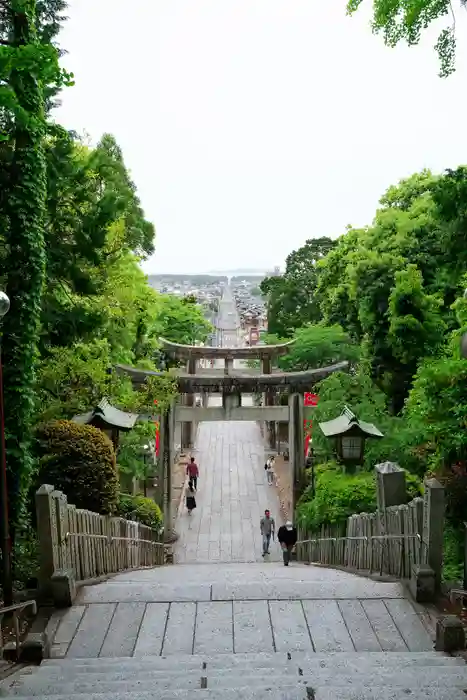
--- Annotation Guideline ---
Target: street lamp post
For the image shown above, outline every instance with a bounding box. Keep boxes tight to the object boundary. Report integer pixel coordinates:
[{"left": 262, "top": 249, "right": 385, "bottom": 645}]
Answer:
[{"left": 0, "top": 290, "right": 12, "bottom": 606}]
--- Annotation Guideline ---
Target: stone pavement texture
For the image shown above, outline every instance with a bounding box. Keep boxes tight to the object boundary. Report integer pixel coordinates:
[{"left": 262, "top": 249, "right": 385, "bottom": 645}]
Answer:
[
  {"left": 40, "top": 563, "right": 434, "bottom": 662},
  {"left": 174, "top": 418, "right": 283, "bottom": 564}
]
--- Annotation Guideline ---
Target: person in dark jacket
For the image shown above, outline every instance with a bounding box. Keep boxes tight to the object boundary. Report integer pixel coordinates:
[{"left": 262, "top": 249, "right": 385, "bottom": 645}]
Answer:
[
  {"left": 186, "top": 482, "right": 197, "bottom": 515},
  {"left": 277, "top": 520, "right": 297, "bottom": 566}
]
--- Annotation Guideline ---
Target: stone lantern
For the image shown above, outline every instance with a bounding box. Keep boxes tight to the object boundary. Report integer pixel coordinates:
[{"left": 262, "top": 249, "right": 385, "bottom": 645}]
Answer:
[{"left": 318, "top": 406, "right": 383, "bottom": 472}]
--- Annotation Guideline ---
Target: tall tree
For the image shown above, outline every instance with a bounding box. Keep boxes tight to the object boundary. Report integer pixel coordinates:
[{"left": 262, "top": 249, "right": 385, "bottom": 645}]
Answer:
[
  {"left": 261, "top": 237, "right": 335, "bottom": 337},
  {"left": 0, "top": 0, "right": 71, "bottom": 542}
]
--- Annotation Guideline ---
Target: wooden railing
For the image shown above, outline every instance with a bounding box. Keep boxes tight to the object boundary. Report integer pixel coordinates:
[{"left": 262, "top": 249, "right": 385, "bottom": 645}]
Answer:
[
  {"left": 0, "top": 600, "right": 37, "bottom": 658},
  {"left": 36, "top": 485, "right": 165, "bottom": 604},
  {"left": 296, "top": 530, "right": 423, "bottom": 579},
  {"left": 296, "top": 496, "right": 425, "bottom": 579},
  {"left": 63, "top": 513, "right": 165, "bottom": 582}
]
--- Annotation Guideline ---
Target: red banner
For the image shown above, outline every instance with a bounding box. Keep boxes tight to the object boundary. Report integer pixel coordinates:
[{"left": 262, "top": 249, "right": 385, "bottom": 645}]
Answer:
[
  {"left": 304, "top": 393, "right": 318, "bottom": 407},
  {"left": 154, "top": 420, "right": 160, "bottom": 457},
  {"left": 304, "top": 419, "right": 313, "bottom": 457}
]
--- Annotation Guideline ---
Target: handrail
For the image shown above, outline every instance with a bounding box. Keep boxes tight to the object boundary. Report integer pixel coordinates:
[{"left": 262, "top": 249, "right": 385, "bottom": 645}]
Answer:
[
  {"left": 295, "top": 532, "right": 423, "bottom": 579},
  {"left": 64, "top": 531, "right": 165, "bottom": 547},
  {"left": 296, "top": 533, "right": 421, "bottom": 545},
  {"left": 0, "top": 599, "right": 37, "bottom": 657}
]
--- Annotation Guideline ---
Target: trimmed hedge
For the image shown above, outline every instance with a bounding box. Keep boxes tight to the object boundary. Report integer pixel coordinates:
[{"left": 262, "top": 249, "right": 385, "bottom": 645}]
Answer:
[
  {"left": 117, "top": 493, "right": 162, "bottom": 531},
  {"left": 35, "top": 420, "right": 119, "bottom": 514}
]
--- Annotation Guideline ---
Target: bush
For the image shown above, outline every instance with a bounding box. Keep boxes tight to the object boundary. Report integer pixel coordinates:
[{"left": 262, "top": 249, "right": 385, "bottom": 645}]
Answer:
[
  {"left": 297, "top": 470, "right": 377, "bottom": 531},
  {"left": 442, "top": 523, "right": 464, "bottom": 583},
  {"left": 297, "top": 464, "right": 423, "bottom": 532},
  {"left": 117, "top": 493, "right": 163, "bottom": 531},
  {"left": 35, "top": 420, "right": 119, "bottom": 514}
]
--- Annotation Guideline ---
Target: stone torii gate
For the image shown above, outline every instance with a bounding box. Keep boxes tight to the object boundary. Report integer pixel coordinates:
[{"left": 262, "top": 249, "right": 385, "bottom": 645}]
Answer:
[
  {"left": 158, "top": 336, "right": 295, "bottom": 449},
  {"left": 117, "top": 348, "right": 348, "bottom": 539}
]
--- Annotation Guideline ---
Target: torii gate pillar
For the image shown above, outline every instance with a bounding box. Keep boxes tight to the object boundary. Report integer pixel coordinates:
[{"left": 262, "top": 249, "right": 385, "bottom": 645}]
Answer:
[
  {"left": 181, "top": 356, "right": 196, "bottom": 449},
  {"left": 262, "top": 356, "right": 276, "bottom": 450}
]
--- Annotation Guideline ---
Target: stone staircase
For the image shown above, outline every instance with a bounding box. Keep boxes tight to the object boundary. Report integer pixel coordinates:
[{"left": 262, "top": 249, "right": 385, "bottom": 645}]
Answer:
[
  {"left": 3, "top": 650, "right": 467, "bottom": 699},
  {"left": 2, "top": 564, "right": 467, "bottom": 699}
]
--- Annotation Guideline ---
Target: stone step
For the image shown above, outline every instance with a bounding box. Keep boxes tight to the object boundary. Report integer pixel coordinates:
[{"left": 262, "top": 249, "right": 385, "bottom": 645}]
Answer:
[
  {"left": 40, "top": 651, "right": 461, "bottom": 671},
  {"left": 77, "top": 580, "right": 406, "bottom": 603},
  {"left": 3, "top": 690, "right": 306, "bottom": 700},
  {"left": 316, "top": 691, "right": 467, "bottom": 700},
  {"left": 32, "top": 654, "right": 466, "bottom": 681},
  {"left": 11, "top": 667, "right": 467, "bottom": 695},
  {"left": 7, "top": 688, "right": 467, "bottom": 700}
]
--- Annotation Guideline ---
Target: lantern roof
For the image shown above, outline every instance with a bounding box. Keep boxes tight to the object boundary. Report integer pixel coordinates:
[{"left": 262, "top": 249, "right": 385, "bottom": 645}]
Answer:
[
  {"left": 73, "top": 398, "right": 138, "bottom": 432},
  {"left": 318, "top": 406, "right": 383, "bottom": 440}
]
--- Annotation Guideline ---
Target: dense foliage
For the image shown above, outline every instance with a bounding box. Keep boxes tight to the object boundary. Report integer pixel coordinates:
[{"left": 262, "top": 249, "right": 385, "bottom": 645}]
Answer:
[
  {"left": 35, "top": 421, "right": 119, "bottom": 514},
  {"left": 262, "top": 167, "right": 467, "bottom": 581},
  {"left": 0, "top": 2, "right": 212, "bottom": 593}
]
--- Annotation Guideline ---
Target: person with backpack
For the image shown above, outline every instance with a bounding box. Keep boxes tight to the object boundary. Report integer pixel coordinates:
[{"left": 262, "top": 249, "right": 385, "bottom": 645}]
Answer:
[
  {"left": 186, "top": 481, "right": 197, "bottom": 515},
  {"left": 277, "top": 520, "right": 298, "bottom": 566}
]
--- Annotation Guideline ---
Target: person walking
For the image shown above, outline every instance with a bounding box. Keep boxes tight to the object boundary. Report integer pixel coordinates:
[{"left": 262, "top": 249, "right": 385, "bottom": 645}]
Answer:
[
  {"left": 277, "top": 520, "right": 298, "bottom": 566},
  {"left": 187, "top": 457, "right": 199, "bottom": 490},
  {"left": 186, "top": 482, "right": 197, "bottom": 515},
  {"left": 265, "top": 456, "right": 275, "bottom": 485},
  {"left": 260, "top": 509, "right": 275, "bottom": 556}
]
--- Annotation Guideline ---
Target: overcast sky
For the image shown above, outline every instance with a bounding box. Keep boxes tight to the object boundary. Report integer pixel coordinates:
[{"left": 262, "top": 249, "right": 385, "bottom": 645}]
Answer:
[{"left": 56, "top": 1, "right": 467, "bottom": 274}]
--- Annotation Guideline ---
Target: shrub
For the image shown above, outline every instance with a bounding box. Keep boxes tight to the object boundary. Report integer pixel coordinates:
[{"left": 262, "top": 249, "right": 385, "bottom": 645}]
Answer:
[
  {"left": 442, "top": 523, "right": 464, "bottom": 583},
  {"left": 117, "top": 493, "right": 163, "bottom": 531},
  {"left": 297, "top": 470, "right": 377, "bottom": 531},
  {"left": 297, "top": 464, "right": 423, "bottom": 532},
  {"left": 35, "top": 420, "right": 118, "bottom": 514}
]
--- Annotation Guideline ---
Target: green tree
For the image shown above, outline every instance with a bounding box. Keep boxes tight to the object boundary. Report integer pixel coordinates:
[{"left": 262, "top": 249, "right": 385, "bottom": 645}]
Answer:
[
  {"left": 311, "top": 370, "right": 402, "bottom": 469},
  {"left": 0, "top": 0, "right": 72, "bottom": 541},
  {"left": 387, "top": 264, "right": 446, "bottom": 410},
  {"left": 279, "top": 324, "right": 359, "bottom": 372},
  {"left": 261, "top": 237, "right": 335, "bottom": 337},
  {"left": 347, "top": 0, "right": 458, "bottom": 77},
  {"left": 155, "top": 294, "right": 212, "bottom": 346},
  {"left": 118, "top": 422, "right": 157, "bottom": 482}
]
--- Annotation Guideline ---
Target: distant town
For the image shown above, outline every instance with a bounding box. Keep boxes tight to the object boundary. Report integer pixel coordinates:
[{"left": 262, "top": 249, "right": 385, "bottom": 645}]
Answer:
[{"left": 147, "top": 270, "right": 281, "bottom": 346}]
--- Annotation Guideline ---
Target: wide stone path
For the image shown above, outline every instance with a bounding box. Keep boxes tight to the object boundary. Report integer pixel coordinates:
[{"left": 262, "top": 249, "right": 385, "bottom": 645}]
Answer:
[{"left": 174, "top": 417, "right": 282, "bottom": 564}]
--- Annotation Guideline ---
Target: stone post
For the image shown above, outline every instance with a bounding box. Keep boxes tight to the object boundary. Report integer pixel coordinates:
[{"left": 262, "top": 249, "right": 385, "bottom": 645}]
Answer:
[
  {"left": 375, "top": 462, "right": 407, "bottom": 511},
  {"left": 288, "top": 392, "right": 304, "bottom": 512},
  {"left": 35, "top": 485, "right": 76, "bottom": 606},
  {"left": 52, "top": 490, "right": 76, "bottom": 607},
  {"left": 224, "top": 356, "right": 233, "bottom": 375},
  {"left": 36, "top": 485, "right": 59, "bottom": 596},
  {"left": 422, "top": 478, "right": 445, "bottom": 592}
]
